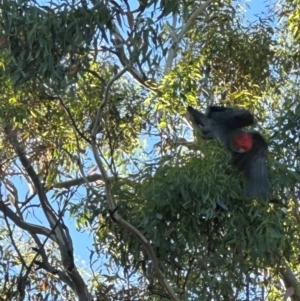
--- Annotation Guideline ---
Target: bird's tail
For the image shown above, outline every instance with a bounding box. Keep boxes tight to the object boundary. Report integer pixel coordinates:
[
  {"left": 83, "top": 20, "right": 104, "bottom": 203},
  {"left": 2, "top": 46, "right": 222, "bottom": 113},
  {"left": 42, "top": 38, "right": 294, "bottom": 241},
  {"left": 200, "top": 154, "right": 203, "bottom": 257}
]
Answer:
[{"left": 247, "top": 157, "right": 269, "bottom": 199}]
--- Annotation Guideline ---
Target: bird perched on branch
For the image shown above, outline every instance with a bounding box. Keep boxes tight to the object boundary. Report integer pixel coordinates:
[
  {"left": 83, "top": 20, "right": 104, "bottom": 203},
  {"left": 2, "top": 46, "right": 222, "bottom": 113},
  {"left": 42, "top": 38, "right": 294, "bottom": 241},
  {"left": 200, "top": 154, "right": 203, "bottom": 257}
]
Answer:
[{"left": 187, "top": 105, "right": 269, "bottom": 199}]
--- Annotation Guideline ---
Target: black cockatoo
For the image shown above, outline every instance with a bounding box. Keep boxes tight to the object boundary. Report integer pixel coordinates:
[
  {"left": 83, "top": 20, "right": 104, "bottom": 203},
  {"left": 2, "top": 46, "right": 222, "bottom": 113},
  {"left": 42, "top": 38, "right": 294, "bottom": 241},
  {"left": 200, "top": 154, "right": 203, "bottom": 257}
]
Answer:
[{"left": 187, "top": 106, "right": 269, "bottom": 199}]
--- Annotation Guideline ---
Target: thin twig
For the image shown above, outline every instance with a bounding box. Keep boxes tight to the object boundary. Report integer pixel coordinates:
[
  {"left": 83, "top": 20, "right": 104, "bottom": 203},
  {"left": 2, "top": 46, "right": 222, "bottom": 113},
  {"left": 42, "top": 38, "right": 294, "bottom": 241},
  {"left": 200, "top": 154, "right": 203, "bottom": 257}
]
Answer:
[
  {"left": 57, "top": 95, "right": 91, "bottom": 144},
  {"left": 91, "top": 67, "right": 128, "bottom": 137},
  {"left": 3, "top": 211, "right": 28, "bottom": 269}
]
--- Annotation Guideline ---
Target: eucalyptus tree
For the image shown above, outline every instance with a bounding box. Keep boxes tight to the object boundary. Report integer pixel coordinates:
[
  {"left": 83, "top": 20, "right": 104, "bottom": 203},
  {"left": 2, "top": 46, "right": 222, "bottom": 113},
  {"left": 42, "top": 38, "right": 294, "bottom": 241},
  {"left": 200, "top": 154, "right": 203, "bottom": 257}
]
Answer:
[{"left": 0, "top": 0, "right": 299, "bottom": 300}]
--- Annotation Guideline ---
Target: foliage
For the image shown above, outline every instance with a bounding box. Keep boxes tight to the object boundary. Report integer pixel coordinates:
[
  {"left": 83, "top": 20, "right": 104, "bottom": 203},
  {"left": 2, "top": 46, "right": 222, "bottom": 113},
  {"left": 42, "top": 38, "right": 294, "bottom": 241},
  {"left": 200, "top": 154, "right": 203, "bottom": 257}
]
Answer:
[{"left": 0, "top": 0, "right": 299, "bottom": 301}]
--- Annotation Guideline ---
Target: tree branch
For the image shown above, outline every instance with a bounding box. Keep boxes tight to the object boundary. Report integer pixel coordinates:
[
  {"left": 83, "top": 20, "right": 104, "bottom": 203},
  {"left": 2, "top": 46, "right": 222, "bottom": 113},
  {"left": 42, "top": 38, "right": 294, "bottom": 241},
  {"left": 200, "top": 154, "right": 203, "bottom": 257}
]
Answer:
[
  {"left": 91, "top": 66, "right": 128, "bottom": 137},
  {"left": 0, "top": 201, "right": 57, "bottom": 241},
  {"left": 57, "top": 95, "right": 91, "bottom": 144},
  {"left": 4, "top": 127, "right": 68, "bottom": 245},
  {"left": 110, "top": 28, "right": 157, "bottom": 91},
  {"left": 164, "top": 0, "right": 215, "bottom": 73},
  {"left": 30, "top": 233, "right": 75, "bottom": 290},
  {"left": 4, "top": 127, "right": 93, "bottom": 301},
  {"left": 280, "top": 260, "right": 300, "bottom": 299},
  {"left": 52, "top": 174, "right": 135, "bottom": 189},
  {"left": 90, "top": 71, "right": 180, "bottom": 301}
]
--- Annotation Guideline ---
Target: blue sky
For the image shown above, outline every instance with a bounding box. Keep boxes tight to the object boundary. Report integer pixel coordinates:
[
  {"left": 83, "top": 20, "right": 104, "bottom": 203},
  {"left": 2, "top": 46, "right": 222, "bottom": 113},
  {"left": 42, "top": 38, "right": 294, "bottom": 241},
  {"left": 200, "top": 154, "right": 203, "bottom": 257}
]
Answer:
[{"left": 246, "top": 0, "right": 276, "bottom": 18}]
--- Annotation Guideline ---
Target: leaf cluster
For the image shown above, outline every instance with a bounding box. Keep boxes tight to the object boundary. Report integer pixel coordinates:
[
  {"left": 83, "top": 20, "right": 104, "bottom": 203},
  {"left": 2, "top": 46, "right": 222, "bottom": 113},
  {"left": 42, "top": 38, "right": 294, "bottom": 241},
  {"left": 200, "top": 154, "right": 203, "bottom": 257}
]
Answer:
[{"left": 93, "top": 140, "right": 295, "bottom": 300}]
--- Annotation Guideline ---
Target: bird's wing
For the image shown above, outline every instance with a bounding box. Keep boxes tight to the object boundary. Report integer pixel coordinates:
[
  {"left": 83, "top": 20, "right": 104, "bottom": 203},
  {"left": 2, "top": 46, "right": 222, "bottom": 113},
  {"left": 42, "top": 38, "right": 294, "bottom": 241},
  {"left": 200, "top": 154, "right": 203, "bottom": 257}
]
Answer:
[
  {"left": 187, "top": 106, "right": 215, "bottom": 139},
  {"left": 232, "top": 132, "right": 269, "bottom": 198},
  {"left": 187, "top": 106, "right": 242, "bottom": 145},
  {"left": 208, "top": 106, "right": 255, "bottom": 129},
  {"left": 187, "top": 106, "right": 206, "bottom": 125}
]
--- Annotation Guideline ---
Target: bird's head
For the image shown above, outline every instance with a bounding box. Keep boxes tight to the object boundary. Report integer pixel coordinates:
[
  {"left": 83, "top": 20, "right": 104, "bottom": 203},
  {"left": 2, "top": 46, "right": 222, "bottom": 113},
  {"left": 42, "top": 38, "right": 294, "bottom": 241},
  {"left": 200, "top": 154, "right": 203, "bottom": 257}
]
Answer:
[{"left": 234, "top": 133, "right": 253, "bottom": 152}]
